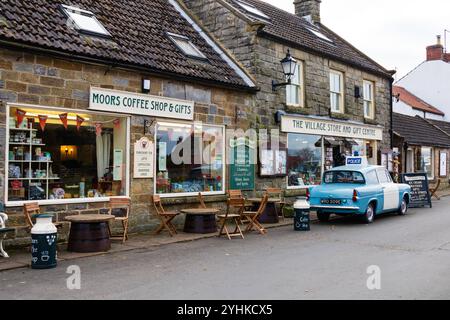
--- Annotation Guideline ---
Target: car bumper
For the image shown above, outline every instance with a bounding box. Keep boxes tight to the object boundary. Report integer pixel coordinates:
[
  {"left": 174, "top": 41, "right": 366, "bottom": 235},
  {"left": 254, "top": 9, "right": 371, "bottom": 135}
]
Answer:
[{"left": 310, "top": 205, "right": 360, "bottom": 211}]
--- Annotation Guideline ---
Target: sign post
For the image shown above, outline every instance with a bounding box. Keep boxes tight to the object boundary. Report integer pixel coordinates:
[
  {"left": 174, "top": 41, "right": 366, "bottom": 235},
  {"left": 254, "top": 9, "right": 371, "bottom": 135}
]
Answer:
[{"left": 400, "top": 173, "right": 432, "bottom": 208}]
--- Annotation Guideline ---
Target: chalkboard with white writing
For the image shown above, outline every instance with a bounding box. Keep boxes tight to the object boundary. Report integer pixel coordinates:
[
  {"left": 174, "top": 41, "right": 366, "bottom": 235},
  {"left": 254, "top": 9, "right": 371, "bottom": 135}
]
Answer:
[{"left": 400, "top": 173, "right": 432, "bottom": 208}]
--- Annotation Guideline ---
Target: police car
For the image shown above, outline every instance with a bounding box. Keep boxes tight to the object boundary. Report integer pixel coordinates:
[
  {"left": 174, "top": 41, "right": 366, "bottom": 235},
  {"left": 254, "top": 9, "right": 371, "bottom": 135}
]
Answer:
[{"left": 308, "top": 156, "right": 411, "bottom": 223}]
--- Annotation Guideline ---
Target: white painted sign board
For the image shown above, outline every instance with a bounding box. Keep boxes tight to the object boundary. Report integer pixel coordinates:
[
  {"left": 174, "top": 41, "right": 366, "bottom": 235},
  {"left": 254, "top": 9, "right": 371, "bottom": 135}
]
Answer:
[{"left": 134, "top": 137, "right": 154, "bottom": 178}]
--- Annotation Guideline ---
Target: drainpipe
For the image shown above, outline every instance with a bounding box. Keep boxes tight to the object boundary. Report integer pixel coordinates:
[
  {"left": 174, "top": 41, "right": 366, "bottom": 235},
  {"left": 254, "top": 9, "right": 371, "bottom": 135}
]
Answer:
[{"left": 389, "top": 78, "right": 394, "bottom": 149}]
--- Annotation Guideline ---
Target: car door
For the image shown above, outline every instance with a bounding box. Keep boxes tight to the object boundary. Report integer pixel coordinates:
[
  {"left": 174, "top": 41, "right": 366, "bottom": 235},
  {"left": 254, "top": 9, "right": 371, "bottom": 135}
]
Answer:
[{"left": 376, "top": 168, "right": 399, "bottom": 211}]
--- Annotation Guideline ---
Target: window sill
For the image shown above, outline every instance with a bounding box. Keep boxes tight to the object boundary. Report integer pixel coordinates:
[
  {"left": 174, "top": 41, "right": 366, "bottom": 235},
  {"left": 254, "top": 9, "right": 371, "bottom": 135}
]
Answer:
[
  {"left": 364, "top": 117, "right": 377, "bottom": 125},
  {"left": 4, "top": 196, "right": 123, "bottom": 207},
  {"left": 159, "top": 192, "right": 227, "bottom": 205},
  {"left": 330, "top": 112, "right": 350, "bottom": 120}
]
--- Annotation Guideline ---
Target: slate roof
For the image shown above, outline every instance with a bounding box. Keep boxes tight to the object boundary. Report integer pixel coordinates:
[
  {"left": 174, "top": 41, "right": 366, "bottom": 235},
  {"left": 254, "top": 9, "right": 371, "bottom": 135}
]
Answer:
[
  {"left": 393, "top": 86, "right": 445, "bottom": 116},
  {"left": 393, "top": 113, "right": 450, "bottom": 148},
  {"left": 427, "top": 119, "right": 450, "bottom": 136},
  {"left": 224, "top": 0, "right": 393, "bottom": 78},
  {"left": 0, "top": 0, "right": 254, "bottom": 89}
]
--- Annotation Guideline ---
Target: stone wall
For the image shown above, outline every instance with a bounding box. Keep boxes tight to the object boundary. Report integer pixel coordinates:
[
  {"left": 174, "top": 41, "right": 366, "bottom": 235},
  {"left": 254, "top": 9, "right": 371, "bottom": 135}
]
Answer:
[
  {"left": 0, "top": 47, "right": 254, "bottom": 247},
  {"left": 183, "top": 0, "right": 392, "bottom": 191}
]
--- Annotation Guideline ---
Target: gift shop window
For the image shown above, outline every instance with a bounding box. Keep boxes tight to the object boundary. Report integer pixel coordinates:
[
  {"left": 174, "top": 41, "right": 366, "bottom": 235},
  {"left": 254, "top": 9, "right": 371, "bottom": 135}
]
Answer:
[
  {"left": 155, "top": 122, "right": 225, "bottom": 197},
  {"left": 287, "top": 133, "right": 323, "bottom": 188},
  {"left": 6, "top": 106, "right": 129, "bottom": 204}
]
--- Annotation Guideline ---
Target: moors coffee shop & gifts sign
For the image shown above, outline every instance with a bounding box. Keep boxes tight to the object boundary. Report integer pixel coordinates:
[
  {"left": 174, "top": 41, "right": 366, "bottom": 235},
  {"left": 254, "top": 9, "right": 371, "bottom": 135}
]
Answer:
[
  {"left": 89, "top": 87, "right": 194, "bottom": 120},
  {"left": 401, "top": 173, "right": 432, "bottom": 208}
]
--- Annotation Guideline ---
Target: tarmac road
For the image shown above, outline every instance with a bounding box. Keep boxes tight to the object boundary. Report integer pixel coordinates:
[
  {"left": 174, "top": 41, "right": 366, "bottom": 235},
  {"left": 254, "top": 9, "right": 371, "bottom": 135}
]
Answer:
[{"left": 1, "top": 198, "right": 450, "bottom": 300}]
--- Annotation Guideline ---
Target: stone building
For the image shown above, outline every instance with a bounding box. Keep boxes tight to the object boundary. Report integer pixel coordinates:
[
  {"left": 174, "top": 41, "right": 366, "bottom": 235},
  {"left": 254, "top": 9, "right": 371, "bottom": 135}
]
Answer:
[
  {"left": 0, "top": 0, "right": 256, "bottom": 246},
  {"left": 182, "top": 0, "right": 395, "bottom": 194}
]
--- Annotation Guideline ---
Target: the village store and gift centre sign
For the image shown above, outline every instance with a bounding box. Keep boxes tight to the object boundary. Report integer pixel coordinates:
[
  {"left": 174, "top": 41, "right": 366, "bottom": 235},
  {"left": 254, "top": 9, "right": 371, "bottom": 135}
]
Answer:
[
  {"left": 281, "top": 115, "right": 383, "bottom": 141},
  {"left": 89, "top": 87, "right": 194, "bottom": 120}
]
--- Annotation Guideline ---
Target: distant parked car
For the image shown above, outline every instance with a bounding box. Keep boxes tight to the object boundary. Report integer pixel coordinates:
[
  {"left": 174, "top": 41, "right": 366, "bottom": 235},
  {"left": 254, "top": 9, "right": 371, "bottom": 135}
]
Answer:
[{"left": 308, "top": 158, "right": 411, "bottom": 223}]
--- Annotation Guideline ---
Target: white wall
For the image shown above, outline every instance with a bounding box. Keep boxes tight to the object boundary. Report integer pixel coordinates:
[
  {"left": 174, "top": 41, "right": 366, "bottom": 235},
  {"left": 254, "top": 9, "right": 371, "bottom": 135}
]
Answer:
[
  {"left": 393, "top": 99, "right": 445, "bottom": 120},
  {"left": 397, "top": 60, "right": 450, "bottom": 121}
]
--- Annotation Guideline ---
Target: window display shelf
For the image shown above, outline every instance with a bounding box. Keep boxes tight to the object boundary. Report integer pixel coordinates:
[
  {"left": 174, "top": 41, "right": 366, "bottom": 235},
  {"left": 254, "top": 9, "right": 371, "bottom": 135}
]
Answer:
[
  {"left": 9, "top": 142, "right": 46, "bottom": 146},
  {"left": 8, "top": 177, "right": 60, "bottom": 180},
  {"left": 10, "top": 128, "right": 37, "bottom": 131},
  {"left": 9, "top": 160, "right": 53, "bottom": 163}
]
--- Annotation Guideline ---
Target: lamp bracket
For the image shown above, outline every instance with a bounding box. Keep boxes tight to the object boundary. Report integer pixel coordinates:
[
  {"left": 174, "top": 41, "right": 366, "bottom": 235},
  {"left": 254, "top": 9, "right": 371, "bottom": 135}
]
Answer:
[{"left": 272, "top": 79, "right": 291, "bottom": 92}]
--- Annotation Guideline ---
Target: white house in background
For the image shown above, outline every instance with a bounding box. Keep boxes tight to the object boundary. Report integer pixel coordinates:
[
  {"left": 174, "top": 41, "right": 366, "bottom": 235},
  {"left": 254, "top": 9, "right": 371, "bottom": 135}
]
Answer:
[
  {"left": 393, "top": 85, "right": 445, "bottom": 120},
  {"left": 395, "top": 35, "right": 450, "bottom": 121}
]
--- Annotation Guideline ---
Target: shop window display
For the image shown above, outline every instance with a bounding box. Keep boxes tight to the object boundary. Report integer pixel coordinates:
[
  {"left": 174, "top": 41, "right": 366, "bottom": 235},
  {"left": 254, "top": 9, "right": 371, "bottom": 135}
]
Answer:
[
  {"left": 7, "top": 106, "right": 128, "bottom": 203},
  {"left": 155, "top": 122, "right": 224, "bottom": 195},
  {"left": 287, "top": 133, "right": 322, "bottom": 187}
]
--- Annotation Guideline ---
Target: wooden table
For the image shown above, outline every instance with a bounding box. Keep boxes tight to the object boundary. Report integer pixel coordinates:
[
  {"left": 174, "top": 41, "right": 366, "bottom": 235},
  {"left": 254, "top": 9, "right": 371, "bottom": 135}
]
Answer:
[
  {"left": 181, "top": 208, "right": 220, "bottom": 234},
  {"left": 65, "top": 214, "right": 115, "bottom": 253},
  {"left": 246, "top": 198, "right": 282, "bottom": 224}
]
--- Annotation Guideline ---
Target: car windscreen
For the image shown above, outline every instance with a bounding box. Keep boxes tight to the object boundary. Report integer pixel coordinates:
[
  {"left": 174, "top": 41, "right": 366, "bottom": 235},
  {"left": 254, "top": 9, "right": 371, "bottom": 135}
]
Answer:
[{"left": 323, "top": 171, "right": 366, "bottom": 184}]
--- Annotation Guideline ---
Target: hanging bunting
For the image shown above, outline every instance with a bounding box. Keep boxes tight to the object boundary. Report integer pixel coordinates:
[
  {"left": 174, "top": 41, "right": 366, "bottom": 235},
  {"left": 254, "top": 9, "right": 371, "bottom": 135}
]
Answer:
[
  {"left": 38, "top": 115, "right": 48, "bottom": 131},
  {"left": 16, "top": 109, "right": 26, "bottom": 127},
  {"left": 113, "top": 118, "right": 121, "bottom": 130},
  {"left": 95, "top": 122, "right": 102, "bottom": 136},
  {"left": 76, "top": 115, "right": 85, "bottom": 131},
  {"left": 59, "top": 113, "right": 68, "bottom": 129}
]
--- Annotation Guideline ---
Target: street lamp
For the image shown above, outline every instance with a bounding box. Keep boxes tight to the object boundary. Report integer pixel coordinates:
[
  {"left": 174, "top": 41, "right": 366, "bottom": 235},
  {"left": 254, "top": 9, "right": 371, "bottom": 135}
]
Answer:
[{"left": 272, "top": 49, "right": 298, "bottom": 91}]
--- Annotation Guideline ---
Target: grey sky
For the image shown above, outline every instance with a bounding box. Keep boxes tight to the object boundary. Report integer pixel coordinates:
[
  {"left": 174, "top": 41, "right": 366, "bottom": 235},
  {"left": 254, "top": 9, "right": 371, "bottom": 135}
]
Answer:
[{"left": 264, "top": 0, "right": 450, "bottom": 80}]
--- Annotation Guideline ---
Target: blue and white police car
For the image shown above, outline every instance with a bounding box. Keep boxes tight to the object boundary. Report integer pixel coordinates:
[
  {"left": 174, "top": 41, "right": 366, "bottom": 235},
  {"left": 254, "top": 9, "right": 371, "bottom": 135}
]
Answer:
[{"left": 308, "top": 156, "right": 411, "bottom": 223}]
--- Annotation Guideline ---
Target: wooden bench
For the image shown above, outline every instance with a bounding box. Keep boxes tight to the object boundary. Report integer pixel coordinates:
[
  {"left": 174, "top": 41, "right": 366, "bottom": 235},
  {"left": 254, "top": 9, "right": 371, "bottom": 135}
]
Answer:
[{"left": 0, "top": 212, "right": 14, "bottom": 258}]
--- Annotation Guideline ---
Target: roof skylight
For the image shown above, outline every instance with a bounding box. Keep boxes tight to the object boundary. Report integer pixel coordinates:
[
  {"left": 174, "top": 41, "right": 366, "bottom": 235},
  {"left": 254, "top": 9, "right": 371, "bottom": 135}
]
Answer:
[
  {"left": 305, "top": 26, "right": 334, "bottom": 43},
  {"left": 233, "top": 0, "right": 271, "bottom": 21},
  {"left": 61, "top": 4, "right": 111, "bottom": 38},
  {"left": 167, "top": 32, "right": 207, "bottom": 60}
]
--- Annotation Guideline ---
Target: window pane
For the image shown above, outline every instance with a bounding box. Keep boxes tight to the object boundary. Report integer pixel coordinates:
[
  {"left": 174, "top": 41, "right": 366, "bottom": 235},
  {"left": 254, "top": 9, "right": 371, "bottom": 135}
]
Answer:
[
  {"left": 65, "top": 10, "right": 109, "bottom": 36},
  {"left": 419, "top": 147, "right": 433, "bottom": 178},
  {"left": 364, "top": 101, "right": 372, "bottom": 118},
  {"left": 287, "top": 134, "right": 322, "bottom": 186},
  {"left": 323, "top": 171, "right": 365, "bottom": 184},
  {"left": 7, "top": 107, "right": 127, "bottom": 202},
  {"left": 155, "top": 123, "right": 224, "bottom": 194},
  {"left": 286, "top": 84, "right": 299, "bottom": 105}
]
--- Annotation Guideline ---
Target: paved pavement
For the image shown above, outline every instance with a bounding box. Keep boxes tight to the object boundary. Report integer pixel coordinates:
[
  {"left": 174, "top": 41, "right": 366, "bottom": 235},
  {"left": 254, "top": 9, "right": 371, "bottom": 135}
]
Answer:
[{"left": 1, "top": 198, "right": 450, "bottom": 300}]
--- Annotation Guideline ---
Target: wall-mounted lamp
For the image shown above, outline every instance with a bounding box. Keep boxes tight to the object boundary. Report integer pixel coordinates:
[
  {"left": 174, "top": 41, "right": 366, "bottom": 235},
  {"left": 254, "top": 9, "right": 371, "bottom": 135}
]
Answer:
[
  {"left": 142, "top": 78, "right": 151, "bottom": 94},
  {"left": 354, "top": 85, "right": 362, "bottom": 99},
  {"left": 272, "top": 49, "right": 298, "bottom": 91}
]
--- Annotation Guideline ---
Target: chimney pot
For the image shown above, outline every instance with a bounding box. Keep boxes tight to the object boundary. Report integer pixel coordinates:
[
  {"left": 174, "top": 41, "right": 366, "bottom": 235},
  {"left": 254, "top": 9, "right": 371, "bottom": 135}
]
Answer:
[
  {"left": 426, "top": 35, "right": 444, "bottom": 61},
  {"left": 294, "top": 0, "right": 321, "bottom": 23}
]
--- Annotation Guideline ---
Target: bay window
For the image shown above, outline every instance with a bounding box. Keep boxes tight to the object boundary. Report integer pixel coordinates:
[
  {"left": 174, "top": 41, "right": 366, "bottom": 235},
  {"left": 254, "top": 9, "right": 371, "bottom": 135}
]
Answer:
[{"left": 155, "top": 122, "right": 225, "bottom": 196}]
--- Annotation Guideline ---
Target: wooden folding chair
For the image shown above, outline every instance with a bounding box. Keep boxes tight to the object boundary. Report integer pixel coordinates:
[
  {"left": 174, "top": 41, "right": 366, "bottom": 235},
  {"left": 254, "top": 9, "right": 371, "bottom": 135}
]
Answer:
[
  {"left": 108, "top": 197, "right": 131, "bottom": 243},
  {"left": 265, "top": 187, "right": 286, "bottom": 221},
  {"left": 429, "top": 179, "right": 441, "bottom": 200},
  {"left": 229, "top": 189, "right": 253, "bottom": 211},
  {"left": 198, "top": 192, "right": 207, "bottom": 208},
  {"left": 152, "top": 195, "right": 179, "bottom": 237},
  {"left": 23, "top": 202, "right": 63, "bottom": 231},
  {"left": 242, "top": 194, "right": 269, "bottom": 235},
  {"left": 217, "top": 198, "right": 244, "bottom": 240}
]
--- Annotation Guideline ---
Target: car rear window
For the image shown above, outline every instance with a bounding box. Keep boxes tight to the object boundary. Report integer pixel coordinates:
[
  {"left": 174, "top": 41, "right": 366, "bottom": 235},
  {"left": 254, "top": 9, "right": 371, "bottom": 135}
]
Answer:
[{"left": 323, "top": 171, "right": 365, "bottom": 184}]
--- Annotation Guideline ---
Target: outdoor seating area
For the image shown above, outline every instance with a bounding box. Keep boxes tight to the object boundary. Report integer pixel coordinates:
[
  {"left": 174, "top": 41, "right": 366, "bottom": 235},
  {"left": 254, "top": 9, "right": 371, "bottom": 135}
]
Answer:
[{"left": 0, "top": 188, "right": 295, "bottom": 260}]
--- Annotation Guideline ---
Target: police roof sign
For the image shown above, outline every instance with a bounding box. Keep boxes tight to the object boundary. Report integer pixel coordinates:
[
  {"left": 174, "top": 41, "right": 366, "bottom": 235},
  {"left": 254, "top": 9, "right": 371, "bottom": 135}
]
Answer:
[{"left": 89, "top": 87, "right": 194, "bottom": 120}]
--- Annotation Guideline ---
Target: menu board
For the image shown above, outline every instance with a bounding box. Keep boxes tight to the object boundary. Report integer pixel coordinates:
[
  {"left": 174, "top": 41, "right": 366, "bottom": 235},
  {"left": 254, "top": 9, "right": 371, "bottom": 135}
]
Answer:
[
  {"left": 229, "top": 138, "right": 255, "bottom": 190},
  {"left": 400, "top": 173, "right": 432, "bottom": 208},
  {"left": 134, "top": 137, "right": 154, "bottom": 178},
  {"left": 294, "top": 209, "right": 310, "bottom": 231},
  {"left": 259, "top": 149, "right": 287, "bottom": 177}
]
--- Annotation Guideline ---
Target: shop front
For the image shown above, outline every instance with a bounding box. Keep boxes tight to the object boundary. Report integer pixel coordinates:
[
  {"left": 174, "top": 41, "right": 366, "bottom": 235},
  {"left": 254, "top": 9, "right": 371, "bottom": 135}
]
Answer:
[
  {"left": 281, "top": 115, "right": 384, "bottom": 188},
  {"left": 5, "top": 103, "right": 130, "bottom": 206}
]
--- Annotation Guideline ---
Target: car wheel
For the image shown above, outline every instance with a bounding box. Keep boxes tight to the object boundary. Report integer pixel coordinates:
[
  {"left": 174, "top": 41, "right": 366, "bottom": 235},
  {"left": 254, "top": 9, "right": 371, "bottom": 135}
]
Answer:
[
  {"left": 363, "top": 203, "right": 375, "bottom": 224},
  {"left": 398, "top": 196, "right": 408, "bottom": 216},
  {"left": 317, "top": 211, "right": 330, "bottom": 222}
]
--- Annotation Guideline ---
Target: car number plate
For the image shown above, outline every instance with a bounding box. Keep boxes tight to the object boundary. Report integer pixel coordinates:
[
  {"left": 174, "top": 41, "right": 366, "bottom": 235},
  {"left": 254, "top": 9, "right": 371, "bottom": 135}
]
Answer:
[{"left": 321, "top": 199, "right": 341, "bottom": 205}]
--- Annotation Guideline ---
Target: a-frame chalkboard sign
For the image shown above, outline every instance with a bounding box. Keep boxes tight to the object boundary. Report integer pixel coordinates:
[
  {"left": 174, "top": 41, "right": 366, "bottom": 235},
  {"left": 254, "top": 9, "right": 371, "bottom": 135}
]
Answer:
[{"left": 400, "top": 173, "right": 432, "bottom": 208}]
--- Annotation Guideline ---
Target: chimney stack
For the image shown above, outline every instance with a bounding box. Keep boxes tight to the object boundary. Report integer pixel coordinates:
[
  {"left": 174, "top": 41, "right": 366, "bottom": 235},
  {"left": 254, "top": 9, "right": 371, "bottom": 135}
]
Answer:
[
  {"left": 426, "top": 35, "right": 444, "bottom": 61},
  {"left": 294, "top": 0, "right": 321, "bottom": 23}
]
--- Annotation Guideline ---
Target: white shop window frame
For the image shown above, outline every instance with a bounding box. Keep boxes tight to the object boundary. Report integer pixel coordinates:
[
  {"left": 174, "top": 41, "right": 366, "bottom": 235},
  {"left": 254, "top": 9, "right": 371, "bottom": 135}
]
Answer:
[
  {"left": 286, "top": 134, "right": 325, "bottom": 190},
  {"left": 4, "top": 103, "right": 131, "bottom": 207},
  {"left": 154, "top": 120, "right": 226, "bottom": 198}
]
